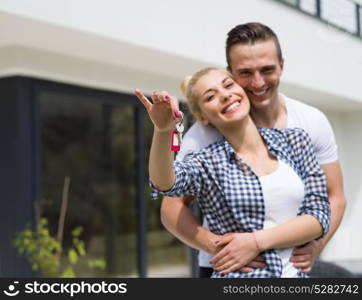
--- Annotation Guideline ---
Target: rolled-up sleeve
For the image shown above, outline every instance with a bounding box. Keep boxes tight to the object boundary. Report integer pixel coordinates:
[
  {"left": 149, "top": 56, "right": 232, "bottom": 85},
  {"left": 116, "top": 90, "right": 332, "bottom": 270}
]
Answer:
[
  {"left": 291, "top": 129, "right": 330, "bottom": 238},
  {"left": 150, "top": 153, "right": 204, "bottom": 200}
]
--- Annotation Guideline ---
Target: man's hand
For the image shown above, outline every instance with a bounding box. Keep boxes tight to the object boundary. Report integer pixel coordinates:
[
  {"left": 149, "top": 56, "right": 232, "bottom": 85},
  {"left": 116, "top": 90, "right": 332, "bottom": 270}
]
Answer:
[
  {"left": 239, "top": 255, "right": 266, "bottom": 273},
  {"left": 290, "top": 240, "right": 323, "bottom": 273},
  {"left": 209, "top": 233, "right": 265, "bottom": 274}
]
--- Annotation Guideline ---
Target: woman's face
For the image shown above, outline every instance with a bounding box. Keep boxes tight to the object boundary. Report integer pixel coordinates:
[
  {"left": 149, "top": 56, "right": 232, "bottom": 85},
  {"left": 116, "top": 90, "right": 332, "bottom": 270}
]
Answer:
[{"left": 192, "top": 70, "right": 250, "bottom": 129}]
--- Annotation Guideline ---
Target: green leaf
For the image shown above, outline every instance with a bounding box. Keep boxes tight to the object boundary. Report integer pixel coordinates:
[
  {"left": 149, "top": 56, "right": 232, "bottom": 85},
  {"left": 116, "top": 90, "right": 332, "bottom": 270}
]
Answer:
[
  {"left": 87, "top": 259, "right": 105, "bottom": 270},
  {"left": 71, "top": 227, "right": 83, "bottom": 237},
  {"left": 60, "top": 267, "right": 76, "bottom": 278},
  {"left": 68, "top": 249, "right": 78, "bottom": 264}
]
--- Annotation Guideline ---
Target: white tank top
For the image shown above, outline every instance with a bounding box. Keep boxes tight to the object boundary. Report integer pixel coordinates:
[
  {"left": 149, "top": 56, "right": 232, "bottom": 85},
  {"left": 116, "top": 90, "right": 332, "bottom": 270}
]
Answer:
[
  {"left": 258, "top": 159, "right": 305, "bottom": 277},
  {"left": 199, "top": 159, "right": 304, "bottom": 277}
]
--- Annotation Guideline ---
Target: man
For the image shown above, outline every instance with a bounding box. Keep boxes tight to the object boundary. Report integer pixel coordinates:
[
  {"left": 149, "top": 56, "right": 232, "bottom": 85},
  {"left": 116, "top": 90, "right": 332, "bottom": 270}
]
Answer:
[{"left": 161, "top": 22, "right": 346, "bottom": 277}]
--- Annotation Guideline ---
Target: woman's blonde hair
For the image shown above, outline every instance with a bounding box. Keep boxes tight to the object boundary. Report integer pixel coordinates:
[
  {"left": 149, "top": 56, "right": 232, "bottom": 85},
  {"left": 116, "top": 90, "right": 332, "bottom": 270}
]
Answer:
[{"left": 180, "top": 67, "right": 219, "bottom": 119}]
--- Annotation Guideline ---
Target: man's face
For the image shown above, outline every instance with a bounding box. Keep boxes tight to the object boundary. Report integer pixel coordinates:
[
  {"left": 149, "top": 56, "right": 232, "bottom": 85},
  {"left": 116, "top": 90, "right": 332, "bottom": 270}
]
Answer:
[{"left": 228, "top": 40, "right": 283, "bottom": 110}]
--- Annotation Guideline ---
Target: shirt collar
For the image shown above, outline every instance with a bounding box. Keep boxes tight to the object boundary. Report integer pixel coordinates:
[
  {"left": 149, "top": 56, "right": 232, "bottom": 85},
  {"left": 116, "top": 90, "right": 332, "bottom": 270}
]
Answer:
[
  {"left": 222, "top": 138, "right": 236, "bottom": 161},
  {"left": 258, "top": 127, "right": 288, "bottom": 156},
  {"left": 221, "top": 127, "right": 287, "bottom": 161}
]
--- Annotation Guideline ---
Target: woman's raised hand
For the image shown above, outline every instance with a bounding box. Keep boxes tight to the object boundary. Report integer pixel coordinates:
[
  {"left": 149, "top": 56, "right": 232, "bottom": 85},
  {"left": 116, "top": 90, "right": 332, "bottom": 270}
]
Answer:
[{"left": 134, "top": 89, "right": 183, "bottom": 132}]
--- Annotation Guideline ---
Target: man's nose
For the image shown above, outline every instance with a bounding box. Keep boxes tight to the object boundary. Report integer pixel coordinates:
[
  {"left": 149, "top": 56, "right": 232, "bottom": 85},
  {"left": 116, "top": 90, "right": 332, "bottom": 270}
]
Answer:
[{"left": 250, "top": 72, "right": 265, "bottom": 89}]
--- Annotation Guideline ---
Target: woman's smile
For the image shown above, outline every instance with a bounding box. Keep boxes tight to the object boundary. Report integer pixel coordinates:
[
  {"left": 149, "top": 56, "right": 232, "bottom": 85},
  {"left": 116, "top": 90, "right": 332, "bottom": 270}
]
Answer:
[{"left": 222, "top": 99, "right": 242, "bottom": 115}]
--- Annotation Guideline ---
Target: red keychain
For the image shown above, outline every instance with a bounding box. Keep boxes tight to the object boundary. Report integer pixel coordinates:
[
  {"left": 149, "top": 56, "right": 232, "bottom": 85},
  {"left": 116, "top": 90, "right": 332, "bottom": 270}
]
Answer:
[
  {"left": 171, "top": 129, "right": 181, "bottom": 152},
  {"left": 171, "top": 118, "right": 184, "bottom": 152}
]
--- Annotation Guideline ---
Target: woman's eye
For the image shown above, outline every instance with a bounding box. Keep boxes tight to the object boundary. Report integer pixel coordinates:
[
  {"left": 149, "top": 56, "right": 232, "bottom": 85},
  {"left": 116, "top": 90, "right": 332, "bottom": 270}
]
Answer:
[
  {"left": 206, "top": 95, "right": 214, "bottom": 102},
  {"left": 225, "top": 82, "right": 234, "bottom": 88}
]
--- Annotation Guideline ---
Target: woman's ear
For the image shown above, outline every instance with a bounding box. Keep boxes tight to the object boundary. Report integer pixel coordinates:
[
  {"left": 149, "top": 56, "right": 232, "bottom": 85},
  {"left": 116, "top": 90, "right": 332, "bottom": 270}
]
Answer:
[{"left": 196, "top": 112, "right": 209, "bottom": 125}]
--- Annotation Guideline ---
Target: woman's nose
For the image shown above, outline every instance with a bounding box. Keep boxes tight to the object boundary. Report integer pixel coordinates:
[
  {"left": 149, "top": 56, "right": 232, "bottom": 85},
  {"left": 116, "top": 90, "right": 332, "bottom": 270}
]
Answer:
[{"left": 221, "top": 93, "right": 232, "bottom": 102}]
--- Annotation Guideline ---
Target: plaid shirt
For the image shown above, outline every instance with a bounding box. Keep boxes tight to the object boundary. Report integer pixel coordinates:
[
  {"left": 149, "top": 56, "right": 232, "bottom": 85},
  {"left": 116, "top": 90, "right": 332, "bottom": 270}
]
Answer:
[{"left": 152, "top": 127, "right": 330, "bottom": 278}]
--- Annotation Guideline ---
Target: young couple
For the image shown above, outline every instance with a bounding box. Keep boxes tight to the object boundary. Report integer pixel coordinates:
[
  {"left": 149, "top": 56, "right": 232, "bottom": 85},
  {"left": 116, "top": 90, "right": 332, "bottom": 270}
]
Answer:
[{"left": 135, "top": 22, "right": 346, "bottom": 278}]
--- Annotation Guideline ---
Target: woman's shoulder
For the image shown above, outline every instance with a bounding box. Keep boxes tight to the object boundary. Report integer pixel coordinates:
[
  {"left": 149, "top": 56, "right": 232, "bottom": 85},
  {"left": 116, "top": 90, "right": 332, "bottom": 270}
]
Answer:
[{"left": 258, "top": 127, "right": 312, "bottom": 156}]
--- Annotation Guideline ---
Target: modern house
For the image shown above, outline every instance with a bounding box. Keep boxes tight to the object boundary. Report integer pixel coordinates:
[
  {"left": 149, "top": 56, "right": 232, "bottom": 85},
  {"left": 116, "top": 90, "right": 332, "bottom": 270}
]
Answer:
[{"left": 0, "top": 0, "right": 361, "bottom": 277}]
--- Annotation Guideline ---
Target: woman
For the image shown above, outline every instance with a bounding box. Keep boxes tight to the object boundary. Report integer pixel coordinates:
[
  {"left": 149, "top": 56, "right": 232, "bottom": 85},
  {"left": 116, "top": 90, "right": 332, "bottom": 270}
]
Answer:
[{"left": 134, "top": 68, "right": 330, "bottom": 278}]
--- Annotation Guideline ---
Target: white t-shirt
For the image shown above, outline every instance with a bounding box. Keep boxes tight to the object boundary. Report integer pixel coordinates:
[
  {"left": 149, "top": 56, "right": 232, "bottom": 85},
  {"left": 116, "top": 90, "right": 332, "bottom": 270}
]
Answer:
[{"left": 176, "top": 95, "right": 338, "bottom": 268}]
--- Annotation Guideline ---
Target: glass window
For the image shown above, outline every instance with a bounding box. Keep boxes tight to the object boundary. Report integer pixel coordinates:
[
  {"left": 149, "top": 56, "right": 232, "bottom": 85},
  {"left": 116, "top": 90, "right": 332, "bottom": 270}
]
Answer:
[
  {"left": 321, "top": 0, "right": 356, "bottom": 33},
  {"left": 40, "top": 89, "right": 137, "bottom": 276},
  {"left": 300, "top": 0, "right": 317, "bottom": 15},
  {"left": 39, "top": 86, "right": 190, "bottom": 277},
  {"left": 281, "top": 0, "right": 300, "bottom": 7}
]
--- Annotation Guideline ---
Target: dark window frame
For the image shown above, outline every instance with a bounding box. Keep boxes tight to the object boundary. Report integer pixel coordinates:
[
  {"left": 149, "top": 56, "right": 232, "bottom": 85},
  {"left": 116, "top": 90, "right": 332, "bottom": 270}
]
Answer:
[{"left": 0, "top": 76, "right": 148, "bottom": 277}]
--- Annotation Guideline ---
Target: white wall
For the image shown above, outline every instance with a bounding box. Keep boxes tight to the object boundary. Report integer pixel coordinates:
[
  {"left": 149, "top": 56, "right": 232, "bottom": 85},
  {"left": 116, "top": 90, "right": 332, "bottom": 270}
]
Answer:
[
  {"left": 0, "top": 0, "right": 362, "bottom": 109},
  {"left": 1, "top": 0, "right": 362, "bottom": 264},
  {"left": 322, "top": 111, "right": 362, "bottom": 262}
]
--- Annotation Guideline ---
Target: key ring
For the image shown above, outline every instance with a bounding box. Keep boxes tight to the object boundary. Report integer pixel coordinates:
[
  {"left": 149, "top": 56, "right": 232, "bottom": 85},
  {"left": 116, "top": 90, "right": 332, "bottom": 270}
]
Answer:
[
  {"left": 176, "top": 117, "right": 184, "bottom": 133},
  {"left": 171, "top": 112, "right": 184, "bottom": 152}
]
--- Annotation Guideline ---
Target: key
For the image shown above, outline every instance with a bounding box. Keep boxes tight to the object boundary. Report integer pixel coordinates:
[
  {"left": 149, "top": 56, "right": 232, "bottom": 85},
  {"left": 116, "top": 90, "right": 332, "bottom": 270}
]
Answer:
[
  {"left": 176, "top": 121, "right": 184, "bottom": 145},
  {"left": 177, "top": 131, "right": 183, "bottom": 145},
  {"left": 176, "top": 122, "right": 184, "bottom": 133}
]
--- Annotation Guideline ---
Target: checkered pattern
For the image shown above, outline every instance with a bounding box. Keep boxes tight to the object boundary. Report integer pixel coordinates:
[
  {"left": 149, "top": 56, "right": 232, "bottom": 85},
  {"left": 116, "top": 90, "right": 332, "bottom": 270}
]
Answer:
[{"left": 152, "top": 127, "right": 330, "bottom": 278}]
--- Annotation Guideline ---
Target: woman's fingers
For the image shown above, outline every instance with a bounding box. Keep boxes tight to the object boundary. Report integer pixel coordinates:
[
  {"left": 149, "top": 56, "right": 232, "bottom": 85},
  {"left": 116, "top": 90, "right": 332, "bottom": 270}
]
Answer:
[
  {"left": 134, "top": 89, "right": 152, "bottom": 111},
  {"left": 151, "top": 91, "right": 161, "bottom": 103},
  {"left": 219, "top": 263, "right": 242, "bottom": 275},
  {"left": 135, "top": 89, "right": 183, "bottom": 130},
  {"left": 158, "top": 91, "right": 182, "bottom": 119},
  {"left": 216, "top": 260, "right": 239, "bottom": 274}
]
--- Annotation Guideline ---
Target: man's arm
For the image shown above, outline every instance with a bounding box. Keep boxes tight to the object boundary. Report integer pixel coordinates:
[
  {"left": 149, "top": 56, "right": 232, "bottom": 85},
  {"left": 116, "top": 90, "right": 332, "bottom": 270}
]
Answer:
[
  {"left": 160, "top": 196, "right": 218, "bottom": 255},
  {"left": 291, "top": 160, "right": 346, "bottom": 272},
  {"left": 161, "top": 196, "right": 267, "bottom": 273},
  {"left": 320, "top": 161, "right": 346, "bottom": 246}
]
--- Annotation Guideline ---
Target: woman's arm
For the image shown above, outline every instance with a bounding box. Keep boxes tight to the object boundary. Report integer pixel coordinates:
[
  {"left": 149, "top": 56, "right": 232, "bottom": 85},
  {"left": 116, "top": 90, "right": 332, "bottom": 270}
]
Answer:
[
  {"left": 254, "top": 215, "right": 322, "bottom": 250},
  {"left": 134, "top": 89, "right": 181, "bottom": 191},
  {"left": 209, "top": 214, "right": 322, "bottom": 274},
  {"left": 149, "top": 130, "right": 175, "bottom": 191},
  {"left": 210, "top": 129, "right": 330, "bottom": 274}
]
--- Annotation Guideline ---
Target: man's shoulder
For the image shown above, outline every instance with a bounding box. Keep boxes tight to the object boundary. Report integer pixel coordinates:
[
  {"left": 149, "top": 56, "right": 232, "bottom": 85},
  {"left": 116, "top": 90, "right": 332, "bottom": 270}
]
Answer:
[
  {"left": 285, "top": 96, "right": 325, "bottom": 118},
  {"left": 283, "top": 95, "right": 338, "bottom": 165},
  {"left": 184, "top": 122, "right": 222, "bottom": 142},
  {"left": 181, "top": 139, "right": 228, "bottom": 162},
  {"left": 176, "top": 122, "right": 222, "bottom": 161}
]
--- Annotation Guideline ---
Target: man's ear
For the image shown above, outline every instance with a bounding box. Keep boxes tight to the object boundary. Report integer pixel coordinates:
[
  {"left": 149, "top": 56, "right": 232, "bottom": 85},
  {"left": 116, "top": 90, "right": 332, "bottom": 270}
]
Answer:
[{"left": 279, "top": 58, "right": 284, "bottom": 71}]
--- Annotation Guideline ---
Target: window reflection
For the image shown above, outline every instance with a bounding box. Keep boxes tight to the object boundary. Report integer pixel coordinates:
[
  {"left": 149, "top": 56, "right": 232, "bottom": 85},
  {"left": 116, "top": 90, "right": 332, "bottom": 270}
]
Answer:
[{"left": 40, "top": 88, "right": 189, "bottom": 277}]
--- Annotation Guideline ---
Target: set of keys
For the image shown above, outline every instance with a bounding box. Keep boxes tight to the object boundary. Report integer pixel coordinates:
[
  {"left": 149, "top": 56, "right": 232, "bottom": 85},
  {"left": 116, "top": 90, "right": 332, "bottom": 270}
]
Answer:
[{"left": 171, "top": 117, "right": 184, "bottom": 152}]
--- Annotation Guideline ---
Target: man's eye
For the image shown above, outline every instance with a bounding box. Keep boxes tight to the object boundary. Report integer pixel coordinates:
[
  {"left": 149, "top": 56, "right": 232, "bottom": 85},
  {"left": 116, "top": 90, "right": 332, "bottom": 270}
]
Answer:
[
  {"left": 239, "top": 71, "right": 251, "bottom": 77},
  {"left": 263, "top": 68, "right": 274, "bottom": 74}
]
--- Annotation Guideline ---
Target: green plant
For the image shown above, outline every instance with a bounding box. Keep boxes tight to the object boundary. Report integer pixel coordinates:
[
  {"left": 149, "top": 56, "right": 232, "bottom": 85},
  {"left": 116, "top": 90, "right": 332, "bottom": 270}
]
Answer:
[
  {"left": 14, "top": 218, "right": 105, "bottom": 277},
  {"left": 14, "top": 218, "right": 105, "bottom": 278},
  {"left": 13, "top": 176, "right": 105, "bottom": 277}
]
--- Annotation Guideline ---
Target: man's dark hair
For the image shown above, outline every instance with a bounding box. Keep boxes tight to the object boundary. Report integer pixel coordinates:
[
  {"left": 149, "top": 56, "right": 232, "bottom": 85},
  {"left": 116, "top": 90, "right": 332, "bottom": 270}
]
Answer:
[{"left": 226, "top": 22, "right": 283, "bottom": 69}]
